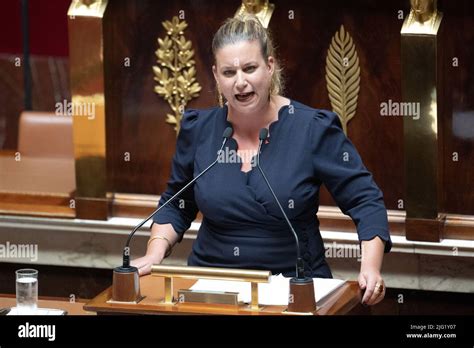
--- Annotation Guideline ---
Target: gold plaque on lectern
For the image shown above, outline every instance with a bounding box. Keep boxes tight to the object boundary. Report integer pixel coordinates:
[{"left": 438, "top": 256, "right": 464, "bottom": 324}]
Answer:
[{"left": 177, "top": 289, "right": 239, "bottom": 305}]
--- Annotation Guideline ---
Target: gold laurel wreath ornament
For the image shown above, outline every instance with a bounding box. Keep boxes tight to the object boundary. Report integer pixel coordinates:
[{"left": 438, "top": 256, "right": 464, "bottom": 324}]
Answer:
[{"left": 153, "top": 16, "right": 201, "bottom": 134}]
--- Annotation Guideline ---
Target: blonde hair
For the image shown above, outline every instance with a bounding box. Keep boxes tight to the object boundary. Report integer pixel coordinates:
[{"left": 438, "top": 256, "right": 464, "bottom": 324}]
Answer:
[{"left": 212, "top": 15, "right": 284, "bottom": 96}]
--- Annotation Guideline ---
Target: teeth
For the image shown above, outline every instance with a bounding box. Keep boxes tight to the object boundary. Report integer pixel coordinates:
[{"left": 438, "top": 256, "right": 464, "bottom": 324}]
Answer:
[{"left": 236, "top": 92, "right": 253, "bottom": 100}]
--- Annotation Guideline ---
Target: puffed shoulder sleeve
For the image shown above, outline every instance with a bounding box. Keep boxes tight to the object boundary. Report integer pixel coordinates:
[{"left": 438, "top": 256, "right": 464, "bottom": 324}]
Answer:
[
  {"left": 152, "top": 110, "right": 200, "bottom": 241},
  {"left": 311, "top": 110, "right": 392, "bottom": 252}
]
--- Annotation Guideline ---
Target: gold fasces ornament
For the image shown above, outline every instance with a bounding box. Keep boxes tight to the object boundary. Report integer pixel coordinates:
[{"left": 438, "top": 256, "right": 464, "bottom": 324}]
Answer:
[
  {"left": 325, "top": 25, "right": 360, "bottom": 135},
  {"left": 235, "top": 0, "right": 275, "bottom": 28},
  {"left": 153, "top": 16, "right": 201, "bottom": 134},
  {"left": 68, "top": 0, "right": 107, "bottom": 16},
  {"left": 401, "top": 0, "right": 442, "bottom": 35},
  {"left": 401, "top": 0, "right": 443, "bottom": 232}
]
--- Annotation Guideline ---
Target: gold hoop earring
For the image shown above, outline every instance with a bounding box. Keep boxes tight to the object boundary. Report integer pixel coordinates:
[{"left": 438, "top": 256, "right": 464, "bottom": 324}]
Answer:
[
  {"left": 218, "top": 92, "right": 224, "bottom": 108},
  {"left": 217, "top": 85, "right": 224, "bottom": 108}
]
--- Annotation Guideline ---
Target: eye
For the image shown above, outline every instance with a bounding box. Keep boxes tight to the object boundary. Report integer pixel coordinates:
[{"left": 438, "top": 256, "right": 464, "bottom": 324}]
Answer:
[
  {"left": 223, "top": 70, "right": 235, "bottom": 77},
  {"left": 244, "top": 66, "right": 256, "bottom": 73}
]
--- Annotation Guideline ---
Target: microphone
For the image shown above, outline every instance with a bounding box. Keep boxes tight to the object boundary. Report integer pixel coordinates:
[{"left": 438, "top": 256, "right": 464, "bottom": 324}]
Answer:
[
  {"left": 256, "top": 128, "right": 316, "bottom": 313},
  {"left": 112, "top": 126, "right": 233, "bottom": 302},
  {"left": 256, "top": 128, "right": 304, "bottom": 279}
]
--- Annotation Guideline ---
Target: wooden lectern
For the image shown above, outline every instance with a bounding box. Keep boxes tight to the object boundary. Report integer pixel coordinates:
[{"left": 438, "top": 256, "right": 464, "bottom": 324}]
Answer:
[{"left": 84, "top": 266, "right": 364, "bottom": 315}]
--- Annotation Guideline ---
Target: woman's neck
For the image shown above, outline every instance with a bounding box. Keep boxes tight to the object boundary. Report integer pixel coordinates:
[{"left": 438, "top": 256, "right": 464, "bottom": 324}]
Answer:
[{"left": 227, "top": 96, "right": 283, "bottom": 140}]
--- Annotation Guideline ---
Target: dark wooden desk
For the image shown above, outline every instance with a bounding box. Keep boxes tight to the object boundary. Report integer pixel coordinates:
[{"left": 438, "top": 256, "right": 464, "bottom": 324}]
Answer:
[{"left": 84, "top": 275, "right": 364, "bottom": 315}]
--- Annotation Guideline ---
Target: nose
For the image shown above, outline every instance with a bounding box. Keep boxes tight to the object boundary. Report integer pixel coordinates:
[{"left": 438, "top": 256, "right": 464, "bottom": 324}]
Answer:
[{"left": 235, "top": 70, "right": 248, "bottom": 90}]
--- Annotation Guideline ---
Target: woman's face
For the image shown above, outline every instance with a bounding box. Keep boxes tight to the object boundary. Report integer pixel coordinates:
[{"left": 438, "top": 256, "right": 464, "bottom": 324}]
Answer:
[{"left": 213, "top": 40, "right": 274, "bottom": 115}]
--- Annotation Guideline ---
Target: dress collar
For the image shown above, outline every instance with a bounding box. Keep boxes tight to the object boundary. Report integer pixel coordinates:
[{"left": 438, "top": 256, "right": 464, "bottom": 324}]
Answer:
[{"left": 222, "top": 99, "right": 293, "bottom": 135}]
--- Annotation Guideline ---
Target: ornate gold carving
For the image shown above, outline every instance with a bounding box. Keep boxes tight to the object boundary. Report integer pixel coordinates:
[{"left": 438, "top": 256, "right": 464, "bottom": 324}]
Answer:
[
  {"left": 153, "top": 16, "right": 201, "bottom": 134},
  {"left": 401, "top": 0, "right": 442, "bottom": 35},
  {"left": 68, "top": 0, "right": 107, "bottom": 17},
  {"left": 325, "top": 25, "right": 360, "bottom": 135},
  {"left": 235, "top": 0, "right": 275, "bottom": 28}
]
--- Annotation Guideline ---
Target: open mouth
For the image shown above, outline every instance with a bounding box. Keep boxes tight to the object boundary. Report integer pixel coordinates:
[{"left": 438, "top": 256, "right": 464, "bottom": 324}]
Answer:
[{"left": 235, "top": 92, "right": 255, "bottom": 102}]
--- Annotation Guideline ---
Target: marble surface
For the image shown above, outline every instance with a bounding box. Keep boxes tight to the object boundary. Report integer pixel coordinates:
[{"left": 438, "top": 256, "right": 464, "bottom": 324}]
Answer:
[{"left": 0, "top": 215, "right": 473, "bottom": 293}]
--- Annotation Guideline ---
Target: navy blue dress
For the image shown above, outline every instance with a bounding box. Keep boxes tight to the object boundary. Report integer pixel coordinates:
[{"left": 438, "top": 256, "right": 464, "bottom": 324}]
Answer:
[{"left": 153, "top": 100, "right": 392, "bottom": 278}]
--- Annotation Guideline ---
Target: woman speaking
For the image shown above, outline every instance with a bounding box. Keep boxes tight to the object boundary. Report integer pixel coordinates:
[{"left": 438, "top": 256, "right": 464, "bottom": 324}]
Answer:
[{"left": 132, "top": 15, "right": 392, "bottom": 306}]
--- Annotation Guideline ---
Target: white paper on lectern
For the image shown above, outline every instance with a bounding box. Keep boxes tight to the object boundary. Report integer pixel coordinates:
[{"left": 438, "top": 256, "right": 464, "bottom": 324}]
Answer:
[
  {"left": 190, "top": 274, "right": 346, "bottom": 305},
  {"left": 7, "top": 307, "right": 66, "bottom": 315}
]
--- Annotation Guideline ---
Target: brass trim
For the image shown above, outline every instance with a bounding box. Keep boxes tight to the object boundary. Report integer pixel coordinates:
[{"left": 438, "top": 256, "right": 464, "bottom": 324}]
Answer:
[
  {"left": 251, "top": 282, "right": 259, "bottom": 310},
  {"left": 282, "top": 309, "right": 315, "bottom": 316},
  {"left": 164, "top": 277, "right": 174, "bottom": 304},
  {"left": 325, "top": 25, "right": 360, "bottom": 135},
  {"left": 153, "top": 17, "right": 201, "bottom": 134},
  {"left": 151, "top": 265, "right": 271, "bottom": 283},
  {"left": 401, "top": 5, "right": 442, "bottom": 221},
  {"left": 152, "top": 265, "right": 270, "bottom": 310},
  {"left": 67, "top": 0, "right": 109, "bottom": 219},
  {"left": 106, "top": 295, "right": 145, "bottom": 305}
]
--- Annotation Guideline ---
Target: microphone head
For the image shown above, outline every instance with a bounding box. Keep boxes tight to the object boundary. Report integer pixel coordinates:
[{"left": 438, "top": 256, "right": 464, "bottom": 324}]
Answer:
[
  {"left": 223, "top": 127, "right": 233, "bottom": 139},
  {"left": 259, "top": 128, "right": 269, "bottom": 141}
]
